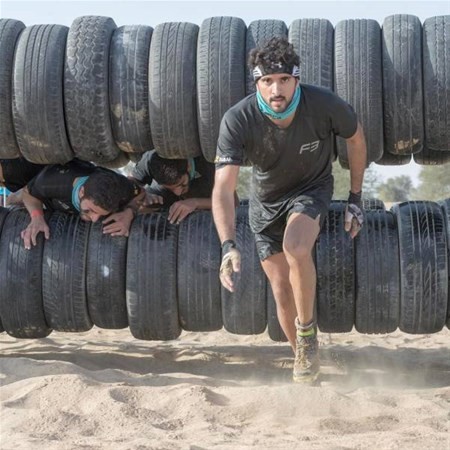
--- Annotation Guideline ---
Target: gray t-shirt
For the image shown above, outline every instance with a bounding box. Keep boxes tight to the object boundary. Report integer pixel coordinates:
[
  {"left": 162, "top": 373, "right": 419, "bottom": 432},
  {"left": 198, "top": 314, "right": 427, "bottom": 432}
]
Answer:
[{"left": 216, "top": 84, "right": 358, "bottom": 203}]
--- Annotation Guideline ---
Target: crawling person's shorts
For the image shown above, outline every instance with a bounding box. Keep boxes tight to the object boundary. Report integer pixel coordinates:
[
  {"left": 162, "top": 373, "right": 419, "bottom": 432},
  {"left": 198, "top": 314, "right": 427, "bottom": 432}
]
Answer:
[{"left": 249, "top": 180, "right": 333, "bottom": 261}]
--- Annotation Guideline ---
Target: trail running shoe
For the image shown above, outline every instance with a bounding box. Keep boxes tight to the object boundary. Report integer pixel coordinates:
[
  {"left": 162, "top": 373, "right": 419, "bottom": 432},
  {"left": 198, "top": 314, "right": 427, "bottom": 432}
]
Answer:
[{"left": 293, "top": 325, "right": 320, "bottom": 383}]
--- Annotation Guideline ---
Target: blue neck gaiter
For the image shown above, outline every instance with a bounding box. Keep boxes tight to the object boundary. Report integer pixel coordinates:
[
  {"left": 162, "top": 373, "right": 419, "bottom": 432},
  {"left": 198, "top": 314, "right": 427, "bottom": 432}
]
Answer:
[
  {"left": 187, "top": 157, "right": 196, "bottom": 181},
  {"left": 72, "top": 176, "right": 89, "bottom": 212},
  {"left": 256, "top": 85, "right": 301, "bottom": 120}
]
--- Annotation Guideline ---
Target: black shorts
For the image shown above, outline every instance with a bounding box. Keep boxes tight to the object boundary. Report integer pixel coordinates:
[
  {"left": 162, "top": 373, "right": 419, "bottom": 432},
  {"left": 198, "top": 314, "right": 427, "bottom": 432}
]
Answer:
[{"left": 250, "top": 180, "right": 333, "bottom": 261}]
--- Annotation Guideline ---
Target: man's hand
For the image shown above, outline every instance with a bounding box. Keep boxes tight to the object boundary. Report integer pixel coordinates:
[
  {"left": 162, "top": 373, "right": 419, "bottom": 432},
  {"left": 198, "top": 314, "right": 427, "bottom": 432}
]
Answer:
[
  {"left": 220, "top": 240, "right": 241, "bottom": 292},
  {"left": 143, "top": 193, "right": 164, "bottom": 207},
  {"left": 344, "top": 191, "right": 364, "bottom": 239},
  {"left": 168, "top": 199, "right": 197, "bottom": 224},
  {"left": 102, "top": 208, "right": 135, "bottom": 237},
  {"left": 21, "top": 216, "right": 50, "bottom": 249}
]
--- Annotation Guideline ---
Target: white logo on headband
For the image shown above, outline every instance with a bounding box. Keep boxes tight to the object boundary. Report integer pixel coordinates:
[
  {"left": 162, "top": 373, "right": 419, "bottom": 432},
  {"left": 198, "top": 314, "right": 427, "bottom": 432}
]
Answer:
[{"left": 253, "top": 64, "right": 300, "bottom": 80}]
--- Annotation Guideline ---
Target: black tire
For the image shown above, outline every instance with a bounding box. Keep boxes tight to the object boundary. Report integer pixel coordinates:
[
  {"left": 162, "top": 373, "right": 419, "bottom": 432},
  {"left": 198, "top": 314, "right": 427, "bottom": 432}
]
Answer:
[
  {"left": 0, "top": 206, "right": 10, "bottom": 333},
  {"left": 423, "top": 16, "right": 450, "bottom": 152},
  {"left": 149, "top": 22, "right": 201, "bottom": 159},
  {"left": 197, "top": 17, "right": 246, "bottom": 162},
  {"left": 382, "top": 15, "right": 423, "bottom": 156},
  {"left": 42, "top": 212, "right": 92, "bottom": 332},
  {"left": 0, "top": 19, "right": 25, "bottom": 158},
  {"left": 86, "top": 222, "right": 128, "bottom": 329},
  {"left": 126, "top": 213, "right": 180, "bottom": 340},
  {"left": 222, "top": 204, "right": 267, "bottom": 334},
  {"left": 0, "top": 206, "right": 8, "bottom": 231},
  {"left": 393, "top": 201, "right": 448, "bottom": 333},
  {"left": 13, "top": 24, "right": 73, "bottom": 164},
  {"left": 376, "top": 151, "right": 412, "bottom": 166},
  {"left": 97, "top": 151, "right": 130, "bottom": 169},
  {"left": 64, "top": 16, "right": 120, "bottom": 163},
  {"left": 109, "top": 25, "right": 154, "bottom": 153},
  {"left": 177, "top": 211, "right": 222, "bottom": 331},
  {"left": 289, "top": 19, "right": 334, "bottom": 89},
  {"left": 362, "top": 198, "right": 385, "bottom": 211},
  {"left": 316, "top": 202, "right": 355, "bottom": 332},
  {"left": 0, "top": 209, "right": 51, "bottom": 338},
  {"left": 414, "top": 146, "right": 450, "bottom": 165},
  {"left": 266, "top": 285, "right": 288, "bottom": 342},
  {"left": 246, "top": 20, "right": 288, "bottom": 95},
  {"left": 438, "top": 199, "right": 450, "bottom": 328},
  {"left": 335, "top": 19, "right": 383, "bottom": 166},
  {"left": 355, "top": 210, "right": 400, "bottom": 333}
]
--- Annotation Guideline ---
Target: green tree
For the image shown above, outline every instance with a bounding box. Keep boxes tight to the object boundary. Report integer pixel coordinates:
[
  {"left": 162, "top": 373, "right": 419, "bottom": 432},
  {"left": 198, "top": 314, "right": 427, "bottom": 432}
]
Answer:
[
  {"left": 362, "top": 164, "right": 381, "bottom": 199},
  {"left": 237, "top": 166, "right": 252, "bottom": 199},
  {"left": 332, "top": 161, "right": 350, "bottom": 199},
  {"left": 415, "top": 163, "right": 450, "bottom": 201},
  {"left": 377, "top": 175, "right": 413, "bottom": 202}
]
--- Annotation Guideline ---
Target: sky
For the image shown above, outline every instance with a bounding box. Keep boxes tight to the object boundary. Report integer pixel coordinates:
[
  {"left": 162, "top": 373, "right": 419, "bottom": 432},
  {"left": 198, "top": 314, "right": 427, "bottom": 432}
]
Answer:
[{"left": 1, "top": 0, "right": 449, "bottom": 186}]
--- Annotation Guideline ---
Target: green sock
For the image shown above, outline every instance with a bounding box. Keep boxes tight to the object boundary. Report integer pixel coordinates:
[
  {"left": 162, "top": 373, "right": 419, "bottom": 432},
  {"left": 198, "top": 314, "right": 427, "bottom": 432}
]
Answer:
[{"left": 297, "top": 327, "right": 315, "bottom": 337}]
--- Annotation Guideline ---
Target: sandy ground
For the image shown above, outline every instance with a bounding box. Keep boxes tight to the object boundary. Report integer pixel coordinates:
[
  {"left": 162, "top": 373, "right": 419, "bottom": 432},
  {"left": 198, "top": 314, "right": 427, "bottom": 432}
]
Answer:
[{"left": 0, "top": 327, "right": 449, "bottom": 450}]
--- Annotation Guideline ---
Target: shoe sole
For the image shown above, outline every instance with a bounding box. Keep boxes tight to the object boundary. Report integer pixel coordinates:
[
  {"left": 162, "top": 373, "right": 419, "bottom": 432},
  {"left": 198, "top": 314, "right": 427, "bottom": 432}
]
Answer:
[{"left": 293, "top": 370, "right": 320, "bottom": 383}]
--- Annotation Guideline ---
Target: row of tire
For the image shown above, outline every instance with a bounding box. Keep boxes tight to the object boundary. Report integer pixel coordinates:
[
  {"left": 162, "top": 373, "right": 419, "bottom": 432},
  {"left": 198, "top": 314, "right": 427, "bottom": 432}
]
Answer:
[
  {"left": 0, "top": 15, "right": 449, "bottom": 169},
  {"left": 0, "top": 199, "right": 448, "bottom": 341}
]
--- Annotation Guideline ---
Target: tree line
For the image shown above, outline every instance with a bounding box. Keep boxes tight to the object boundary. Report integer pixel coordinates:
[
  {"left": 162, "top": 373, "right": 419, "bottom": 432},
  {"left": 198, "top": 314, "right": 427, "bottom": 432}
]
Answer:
[{"left": 236, "top": 163, "right": 450, "bottom": 202}]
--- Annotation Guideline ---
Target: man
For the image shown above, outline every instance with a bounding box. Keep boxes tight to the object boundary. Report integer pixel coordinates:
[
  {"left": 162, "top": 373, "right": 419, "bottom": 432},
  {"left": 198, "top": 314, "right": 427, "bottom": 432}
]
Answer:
[
  {"left": 131, "top": 150, "right": 215, "bottom": 224},
  {"left": 0, "top": 158, "right": 45, "bottom": 205},
  {"left": 21, "top": 159, "right": 144, "bottom": 249},
  {"left": 212, "top": 37, "right": 366, "bottom": 383}
]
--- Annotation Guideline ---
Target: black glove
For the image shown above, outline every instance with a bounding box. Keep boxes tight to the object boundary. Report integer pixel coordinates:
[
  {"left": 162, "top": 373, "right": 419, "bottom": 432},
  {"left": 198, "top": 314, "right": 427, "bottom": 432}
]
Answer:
[{"left": 345, "top": 191, "right": 364, "bottom": 238}]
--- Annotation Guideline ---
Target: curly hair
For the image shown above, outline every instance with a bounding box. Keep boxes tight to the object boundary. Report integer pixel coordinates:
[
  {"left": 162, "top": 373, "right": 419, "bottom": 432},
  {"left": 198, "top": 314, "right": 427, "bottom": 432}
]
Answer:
[
  {"left": 83, "top": 170, "right": 137, "bottom": 212},
  {"left": 148, "top": 153, "right": 188, "bottom": 185},
  {"left": 248, "top": 37, "right": 300, "bottom": 77}
]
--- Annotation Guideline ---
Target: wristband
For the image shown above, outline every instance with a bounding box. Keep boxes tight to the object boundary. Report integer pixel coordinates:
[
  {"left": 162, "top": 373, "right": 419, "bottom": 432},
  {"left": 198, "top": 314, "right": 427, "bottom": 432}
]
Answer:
[
  {"left": 31, "top": 209, "right": 44, "bottom": 218},
  {"left": 348, "top": 190, "right": 362, "bottom": 205},
  {"left": 222, "top": 239, "right": 236, "bottom": 255}
]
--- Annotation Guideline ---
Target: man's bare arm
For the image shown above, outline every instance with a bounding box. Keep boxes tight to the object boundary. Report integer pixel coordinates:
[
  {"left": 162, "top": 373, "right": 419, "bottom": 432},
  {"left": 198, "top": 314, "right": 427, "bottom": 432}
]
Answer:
[
  {"left": 346, "top": 122, "right": 367, "bottom": 193},
  {"left": 212, "top": 165, "right": 240, "bottom": 244},
  {"left": 21, "top": 186, "right": 50, "bottom": 248}
]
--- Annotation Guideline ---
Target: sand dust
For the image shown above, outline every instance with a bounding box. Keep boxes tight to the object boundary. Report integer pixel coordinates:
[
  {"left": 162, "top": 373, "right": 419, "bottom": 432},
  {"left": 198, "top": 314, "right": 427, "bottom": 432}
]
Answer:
[{"left": 1, "top": 327, "right": 449, "bottom": 449}]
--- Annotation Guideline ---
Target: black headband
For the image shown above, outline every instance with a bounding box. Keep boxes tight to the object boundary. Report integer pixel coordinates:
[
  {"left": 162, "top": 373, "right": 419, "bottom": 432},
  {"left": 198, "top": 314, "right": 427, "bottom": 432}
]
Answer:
[{"left": 253, "top": 62, "right": 300, "bottom": 81}]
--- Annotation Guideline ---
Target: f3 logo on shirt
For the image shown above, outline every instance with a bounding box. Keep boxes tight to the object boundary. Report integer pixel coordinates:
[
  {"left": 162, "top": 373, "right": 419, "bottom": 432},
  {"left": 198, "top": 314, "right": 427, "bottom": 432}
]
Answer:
[{"left": 299, "top": 140, "right": 320, "bottom": 155}]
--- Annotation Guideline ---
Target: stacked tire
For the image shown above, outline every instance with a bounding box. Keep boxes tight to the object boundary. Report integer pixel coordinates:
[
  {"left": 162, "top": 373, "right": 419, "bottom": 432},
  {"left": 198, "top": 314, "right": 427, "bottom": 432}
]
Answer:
[
  {"left": 0, "top": 14, "right": 449, "bottom": 165},
  {"left": 0, "top": 198, "right": 448, "bottom": 340}
]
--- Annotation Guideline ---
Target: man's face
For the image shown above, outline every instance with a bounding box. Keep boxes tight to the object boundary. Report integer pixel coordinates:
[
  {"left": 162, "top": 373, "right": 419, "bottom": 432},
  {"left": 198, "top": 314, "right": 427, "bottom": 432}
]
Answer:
[
  {"left": 79, "top": 197, "right": 110, "bottom": 222},
  {"left": 163, "top": 173, "right": 190, "bottom": 197},
  {"left": 256, "top": 73, "right": 298, "bottom": 113}
]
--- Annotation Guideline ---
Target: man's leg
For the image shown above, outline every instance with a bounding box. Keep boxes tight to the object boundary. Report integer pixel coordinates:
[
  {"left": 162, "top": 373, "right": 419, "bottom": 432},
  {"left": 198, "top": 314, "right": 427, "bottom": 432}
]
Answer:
[
  {"left": 283, "top": 213, "right": 320, "bottom": 325},
  {"left": 283, "top": 213, "right": 321, "bottom": 382},
  {"left": 260, "top": 253, "right": 297, "bottom": 352}
]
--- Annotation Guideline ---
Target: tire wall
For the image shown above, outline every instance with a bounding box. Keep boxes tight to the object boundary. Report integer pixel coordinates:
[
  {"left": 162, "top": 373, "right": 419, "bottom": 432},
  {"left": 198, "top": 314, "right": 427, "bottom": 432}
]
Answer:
[
  {"left": 393, "top": 201, "right": 448, "bottom": 334},
  {"left": 109, "top": 25, "right": 154, "bottom": 153},
  {"left": 197, "top": 17, "right": 246, "bottom": 162},
  {"left": 335, "top": 19, "right": 383, "bottom": 166},
  {"left": 382, "top": 15, "right": 423, "bottom": 156},
  {"left": 13, "top": 24, "right": 73, "bottom": 164},
  {"left": 0, "top": 19, "right": 25, "bottom": 158},
  {"left": 149, "top": 22, "right": 201, "bottom": 159}
]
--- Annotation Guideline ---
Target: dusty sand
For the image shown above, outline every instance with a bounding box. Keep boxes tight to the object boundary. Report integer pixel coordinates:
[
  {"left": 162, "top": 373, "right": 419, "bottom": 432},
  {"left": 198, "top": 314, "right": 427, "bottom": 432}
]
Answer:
[{"left": 1, "top": 327, "right": 449, "bottom": 449}]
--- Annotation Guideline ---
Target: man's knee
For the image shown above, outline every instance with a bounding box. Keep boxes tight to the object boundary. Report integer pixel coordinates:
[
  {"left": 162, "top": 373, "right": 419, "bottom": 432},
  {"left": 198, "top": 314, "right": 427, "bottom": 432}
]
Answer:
[{"left": 283, "top": 239, "right": 313, "bottom": 262}]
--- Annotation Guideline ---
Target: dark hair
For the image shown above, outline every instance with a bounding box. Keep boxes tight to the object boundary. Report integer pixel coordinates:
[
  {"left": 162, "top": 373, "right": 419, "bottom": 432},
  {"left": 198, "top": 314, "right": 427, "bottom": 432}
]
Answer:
[
  {"left": 148, "top": 153, "right": 188, "bottom": 185},
  {"left": 83, "top": 170, "right": 137, "bottom": 212},
  {"left": 248, "top": 36, "right": 300, "bottom": 75}
]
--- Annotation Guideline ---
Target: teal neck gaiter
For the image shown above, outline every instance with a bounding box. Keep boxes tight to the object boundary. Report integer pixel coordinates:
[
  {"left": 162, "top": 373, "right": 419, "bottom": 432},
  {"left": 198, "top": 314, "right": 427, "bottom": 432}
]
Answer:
[
  {"left": 256, "top": 85, "right": 301, "bottom": 120},
  {"left": 72, "top": 176, "right": 89, "bottom": 212}
]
